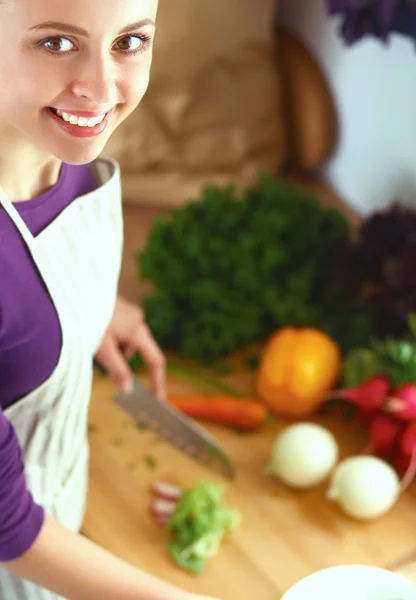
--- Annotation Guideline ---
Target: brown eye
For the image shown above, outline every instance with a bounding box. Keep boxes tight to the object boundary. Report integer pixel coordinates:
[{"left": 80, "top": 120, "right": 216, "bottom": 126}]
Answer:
[
  {"left": 42, "top": 37, "right": 74, "bottom": 53},
  {"left": 116, "top": 35, "right": 143, "bottom": 53}
]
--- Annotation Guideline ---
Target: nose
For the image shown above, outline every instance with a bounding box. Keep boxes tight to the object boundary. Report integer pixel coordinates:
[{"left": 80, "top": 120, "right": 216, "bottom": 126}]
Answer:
[{"left": 71, "top": 51, "right": 118, "bottom": 106}]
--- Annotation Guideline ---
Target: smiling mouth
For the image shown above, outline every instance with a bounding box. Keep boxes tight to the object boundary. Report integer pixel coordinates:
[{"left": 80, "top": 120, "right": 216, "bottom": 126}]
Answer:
[{"left": 49, "top": 108, "right": 107, "bottom": 128}]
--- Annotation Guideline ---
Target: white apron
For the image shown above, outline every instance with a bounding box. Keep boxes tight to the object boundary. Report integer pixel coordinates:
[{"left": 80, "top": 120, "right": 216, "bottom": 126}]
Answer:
[{"left": 0, "top": 157, "right": 123, "bottom": 599}]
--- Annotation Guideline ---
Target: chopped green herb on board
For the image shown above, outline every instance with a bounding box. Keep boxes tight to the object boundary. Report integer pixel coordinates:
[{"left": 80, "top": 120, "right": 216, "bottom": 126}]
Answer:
[
  {"left": 165, "top": 480, "right": 242, "bottom": 574},
  {"left": 144, "top": 455, "right": 158, "bottom": 470}
]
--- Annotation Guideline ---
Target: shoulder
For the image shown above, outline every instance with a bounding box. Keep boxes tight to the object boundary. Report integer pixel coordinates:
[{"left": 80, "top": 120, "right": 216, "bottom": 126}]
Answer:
[{"left": 89, "top": 156, "right": 121, "bottom": 188}]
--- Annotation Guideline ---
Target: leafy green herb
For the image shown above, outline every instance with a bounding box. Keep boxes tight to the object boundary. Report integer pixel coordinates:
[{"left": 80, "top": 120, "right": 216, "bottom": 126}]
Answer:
[
  {"left": 342, "top": 314, "right": 416, "bottom": 387},
  {"left": 138, "top": 174, "right": 371, "bottom": 363},
  {"left": 210, "top": 363, "right": 233, "bottom": 375},
  {"left": 165, "top": 480, "right": 242, "bottom": 574},
  {"left": 342, "top": 348, "right": 383, "bottom": 388},
  {"left": 144, "top": 455, "right": 158, "bottom": 469},
  {"left": 128, "top": 352, "right": 145, "bottom": 371},
  {"left": 126, "top": 353, "right": 241, "bottom": 397},
  {"left": 246, "top": 354, "right": 260, "bottom": 371},
  {"left": 166, "top": 358, "right": 241, "bottom": 397}
]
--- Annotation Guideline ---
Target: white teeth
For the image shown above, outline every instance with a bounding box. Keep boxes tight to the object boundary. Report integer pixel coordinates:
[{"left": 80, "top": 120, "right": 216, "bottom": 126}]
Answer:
[
  {"left": 53, "top": 109, "right": 106, "bottom": 127},
  {"left": 87, "top": 116, "right": 105, "bottom": 127}
]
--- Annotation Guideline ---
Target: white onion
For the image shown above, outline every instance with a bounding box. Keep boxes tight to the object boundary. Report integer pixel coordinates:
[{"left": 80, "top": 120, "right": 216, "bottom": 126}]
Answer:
[
  {"left": 327, "top": 456, "right": 400, "bottom": 520},
  {"left": 266, "top": 423, "right": 339, "bottom": 489}
]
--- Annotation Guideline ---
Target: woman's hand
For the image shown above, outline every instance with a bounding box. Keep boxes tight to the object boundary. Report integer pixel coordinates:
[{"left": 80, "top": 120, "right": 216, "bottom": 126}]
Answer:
[
  {"left": 5, "top": 512, "right": 219, "bottom": 600},
  {"left": 95, "top": 295, "right": 166, "bottom": 400}
]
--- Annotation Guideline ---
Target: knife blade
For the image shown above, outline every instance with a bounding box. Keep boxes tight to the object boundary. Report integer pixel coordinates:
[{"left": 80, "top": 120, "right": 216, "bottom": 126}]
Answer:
[{"left": 113, "top": 375, "right": 235, "bottom": 479}]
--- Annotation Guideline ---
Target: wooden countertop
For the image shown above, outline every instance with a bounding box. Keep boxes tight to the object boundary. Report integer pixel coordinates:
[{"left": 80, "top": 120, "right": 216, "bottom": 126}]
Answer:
[{"left": 83, "top": 362, "right": 416, "bottom": 600}]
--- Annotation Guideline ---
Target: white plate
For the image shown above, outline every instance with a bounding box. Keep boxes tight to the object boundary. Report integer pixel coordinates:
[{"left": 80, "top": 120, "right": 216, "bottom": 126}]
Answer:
[{"left": 281, "top": 565, "right": 416, "bottom": 600}]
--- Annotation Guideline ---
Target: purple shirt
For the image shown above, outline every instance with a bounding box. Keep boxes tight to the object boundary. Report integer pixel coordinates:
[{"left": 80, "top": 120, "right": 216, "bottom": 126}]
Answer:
[{"left": 0, "top": 163, "right": 97, "bottom": 560}]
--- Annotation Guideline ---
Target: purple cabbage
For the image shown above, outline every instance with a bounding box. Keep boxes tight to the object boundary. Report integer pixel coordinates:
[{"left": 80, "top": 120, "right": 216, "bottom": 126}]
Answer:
[
  {"left": 332, "top": 203, "right": 416, "bottom": 338},
  {"left": 326, "top": 0, "right": 416, "bottom": 45}
]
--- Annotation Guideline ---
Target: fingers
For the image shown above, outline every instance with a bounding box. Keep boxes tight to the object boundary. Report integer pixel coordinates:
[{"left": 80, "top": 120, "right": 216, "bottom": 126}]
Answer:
[
  {"left": 104, "top": 296, "right": 167, "bottom": 400},
  {"left": 122, "top": 343, "right": 136, "bottom": 360},
  {"left": 95, "top": 335, "right": 133, "bottom": 394},
  {"left": 132, "top": 322, "right": 167, "bottom": 401}
]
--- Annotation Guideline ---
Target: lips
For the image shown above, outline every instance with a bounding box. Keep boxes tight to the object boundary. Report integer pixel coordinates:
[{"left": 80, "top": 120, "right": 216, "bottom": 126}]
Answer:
[
  {"left": 45, "top": 106, "right": 114, "bottom": 138},
  {"left": 50, "top": 108, "right": 107, "bottom": 127}
]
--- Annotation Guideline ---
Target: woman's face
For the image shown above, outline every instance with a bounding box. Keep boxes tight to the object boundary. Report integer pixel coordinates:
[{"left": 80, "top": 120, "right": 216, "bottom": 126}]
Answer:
[{"left": 0, "top": 0, "right": 158, "bottom": 164}]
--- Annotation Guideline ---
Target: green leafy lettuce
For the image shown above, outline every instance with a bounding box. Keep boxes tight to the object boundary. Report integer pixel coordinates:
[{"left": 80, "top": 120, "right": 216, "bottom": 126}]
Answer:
[{"left": 165, "top": 480, "right": 242, "bottom": 574}]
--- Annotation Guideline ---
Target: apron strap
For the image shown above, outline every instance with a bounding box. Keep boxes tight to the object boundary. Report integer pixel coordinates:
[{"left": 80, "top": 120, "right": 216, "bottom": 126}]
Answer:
[{"left": 0, "top": 187, "right": 35, "bottom": 249}]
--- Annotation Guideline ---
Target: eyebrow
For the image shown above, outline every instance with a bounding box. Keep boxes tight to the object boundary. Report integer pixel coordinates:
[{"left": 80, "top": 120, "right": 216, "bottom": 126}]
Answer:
[{"left": 28, "top": 18, "right": 155, "bottom": 37}]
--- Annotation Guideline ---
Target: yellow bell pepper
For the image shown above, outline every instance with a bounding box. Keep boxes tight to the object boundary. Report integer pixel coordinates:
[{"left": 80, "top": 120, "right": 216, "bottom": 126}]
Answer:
[{"left": 256, "top": 327, "right": 341, "bottom": 418}]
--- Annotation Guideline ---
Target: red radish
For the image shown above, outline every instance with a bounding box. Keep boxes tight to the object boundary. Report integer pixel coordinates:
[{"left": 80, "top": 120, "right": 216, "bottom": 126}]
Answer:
[
  {"left": 328, "top": 375, "right": 390, "bottom": 410},
  {"left": 393, "top": 421, "right": 416, "bottom": 489},
  {"left": 149, "top": 497, "right": 177, "bottom": 521},
  {"left": 400, "top": 421, "right": 416, "bottom": 455},
  {"left": 151, "top": 481, "right": 183, "bottom": 502},
  {"left": 399, "top": 446, "right": 416, "bottom": 493},
  {"left": 364, "top": 413, "right": 402, "bottom": 459},
  {"left": 356, "top": 406, "right": 379, "bottom": 426},
  {"left": 385, "top": 383, "right": 416, "bottom": 421},
  {"left": 395, "top": 449, "right": 411, "bottom": 477}
]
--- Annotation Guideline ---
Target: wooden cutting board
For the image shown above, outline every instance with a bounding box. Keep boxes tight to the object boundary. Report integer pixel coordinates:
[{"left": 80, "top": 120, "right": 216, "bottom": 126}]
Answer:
[{"left": 83, "top": 361, "right": 416, "bottom": 600}]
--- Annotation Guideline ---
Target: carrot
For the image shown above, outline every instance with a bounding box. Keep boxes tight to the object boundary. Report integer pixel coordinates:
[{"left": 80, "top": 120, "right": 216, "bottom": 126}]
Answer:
[{"left": 167, "top": 395, "right": 268, "bottom": 430}]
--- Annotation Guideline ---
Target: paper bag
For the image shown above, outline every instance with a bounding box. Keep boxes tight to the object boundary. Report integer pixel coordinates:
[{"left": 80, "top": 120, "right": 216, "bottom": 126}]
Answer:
[{"left": 105, "top": 0, "right": 286, "bottom": 207}]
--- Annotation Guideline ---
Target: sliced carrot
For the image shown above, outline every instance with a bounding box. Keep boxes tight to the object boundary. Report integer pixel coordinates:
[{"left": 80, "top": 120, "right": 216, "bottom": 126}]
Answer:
[{"left": 167, "top": 395, "right": 268, "bottom": 430}]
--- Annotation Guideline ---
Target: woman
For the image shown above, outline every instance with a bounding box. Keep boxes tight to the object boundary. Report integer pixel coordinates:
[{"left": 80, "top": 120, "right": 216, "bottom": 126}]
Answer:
[{"left": 0, "top": 0, "right": 220, "bottom": 599}]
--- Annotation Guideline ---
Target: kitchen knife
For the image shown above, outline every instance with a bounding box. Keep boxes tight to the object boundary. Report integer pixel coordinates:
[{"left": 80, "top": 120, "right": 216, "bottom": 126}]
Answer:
[{"left": 113, "top": 375, "right": 235, "bottom": 479}]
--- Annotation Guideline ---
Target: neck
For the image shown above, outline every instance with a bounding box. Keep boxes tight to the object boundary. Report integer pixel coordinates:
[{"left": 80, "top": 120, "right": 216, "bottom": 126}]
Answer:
[{"left": 0, "top": 125, "right": 61, "bottom": 202}]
